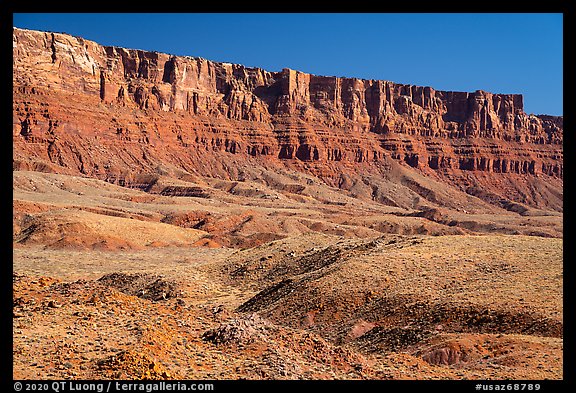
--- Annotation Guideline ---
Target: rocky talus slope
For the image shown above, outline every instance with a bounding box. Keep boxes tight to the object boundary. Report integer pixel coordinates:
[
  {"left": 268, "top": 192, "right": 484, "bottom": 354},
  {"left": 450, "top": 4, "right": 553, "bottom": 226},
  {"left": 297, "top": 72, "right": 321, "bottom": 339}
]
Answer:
[
  {"left": 13, "top": 27, "right": 562, "bottom": 212},
  {"left": 12, "top": 27, "right": 563, "bottom": 381}
]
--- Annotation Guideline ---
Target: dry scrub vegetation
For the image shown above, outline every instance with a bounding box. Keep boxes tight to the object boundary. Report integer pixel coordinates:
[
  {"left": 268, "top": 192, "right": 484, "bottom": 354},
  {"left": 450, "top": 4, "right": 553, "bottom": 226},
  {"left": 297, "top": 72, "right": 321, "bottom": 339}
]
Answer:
[{"left": 13, "top": 170, "right": 562, "bottom": 380}]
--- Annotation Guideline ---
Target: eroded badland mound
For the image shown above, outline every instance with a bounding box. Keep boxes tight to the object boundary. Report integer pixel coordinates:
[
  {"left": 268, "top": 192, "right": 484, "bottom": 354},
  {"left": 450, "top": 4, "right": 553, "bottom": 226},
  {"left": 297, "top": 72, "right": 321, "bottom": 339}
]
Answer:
[{"left": 13, "top": 27, "right": 563, "bottom": 380}]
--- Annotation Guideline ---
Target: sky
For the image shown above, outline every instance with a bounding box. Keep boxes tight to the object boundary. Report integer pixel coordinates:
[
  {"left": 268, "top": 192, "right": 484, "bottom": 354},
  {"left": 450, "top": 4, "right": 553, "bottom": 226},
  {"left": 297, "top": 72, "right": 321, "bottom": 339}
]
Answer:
[{"left": 13, "top": 13, "right": 563, "bottom": 116}]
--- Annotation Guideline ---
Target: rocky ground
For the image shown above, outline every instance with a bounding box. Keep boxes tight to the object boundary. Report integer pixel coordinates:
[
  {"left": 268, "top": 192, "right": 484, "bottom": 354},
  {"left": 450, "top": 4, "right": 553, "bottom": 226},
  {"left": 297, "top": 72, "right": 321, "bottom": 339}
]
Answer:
[
  {"left": 12, "top": 26, "right": 564, "bottom": 382},
  {"left": 13, "top": 171, "right": 563, "bottom": 380}
]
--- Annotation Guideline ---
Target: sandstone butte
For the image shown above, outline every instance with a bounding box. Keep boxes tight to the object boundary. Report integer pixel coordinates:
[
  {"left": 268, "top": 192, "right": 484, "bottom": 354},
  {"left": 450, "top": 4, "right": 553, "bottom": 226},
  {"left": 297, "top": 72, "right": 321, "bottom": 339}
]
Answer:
[{"left": 13, "top": 27, "right": 563, "bottom": 212}]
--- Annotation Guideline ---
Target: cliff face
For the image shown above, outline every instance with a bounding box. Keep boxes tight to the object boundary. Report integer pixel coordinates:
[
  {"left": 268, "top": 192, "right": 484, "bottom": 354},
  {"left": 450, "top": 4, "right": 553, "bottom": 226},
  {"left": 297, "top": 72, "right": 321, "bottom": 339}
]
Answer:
[{"left": 13, "top": 28, "right": 563, "bottom": 209}]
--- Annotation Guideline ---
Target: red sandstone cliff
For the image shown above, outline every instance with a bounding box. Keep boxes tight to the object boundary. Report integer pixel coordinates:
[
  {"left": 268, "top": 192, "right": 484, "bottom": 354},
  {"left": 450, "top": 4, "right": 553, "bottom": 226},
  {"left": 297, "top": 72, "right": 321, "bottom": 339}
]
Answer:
[{"left": 12, "top": 27, "right": 563, "bottom": 211}]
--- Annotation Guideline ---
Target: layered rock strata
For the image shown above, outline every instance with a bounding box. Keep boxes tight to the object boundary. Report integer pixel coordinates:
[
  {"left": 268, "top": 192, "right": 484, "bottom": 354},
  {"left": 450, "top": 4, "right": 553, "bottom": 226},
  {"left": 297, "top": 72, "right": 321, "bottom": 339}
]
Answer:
[{"left": 13, "top": 27, "right": 563, "bottom": 209}]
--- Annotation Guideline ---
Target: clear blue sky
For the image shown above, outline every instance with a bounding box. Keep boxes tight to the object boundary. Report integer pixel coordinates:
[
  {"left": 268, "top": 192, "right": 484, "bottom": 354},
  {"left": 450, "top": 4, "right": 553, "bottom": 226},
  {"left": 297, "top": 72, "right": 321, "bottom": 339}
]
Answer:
[{"left": 13, "top": 13, "right": 563, "bottom": 116}]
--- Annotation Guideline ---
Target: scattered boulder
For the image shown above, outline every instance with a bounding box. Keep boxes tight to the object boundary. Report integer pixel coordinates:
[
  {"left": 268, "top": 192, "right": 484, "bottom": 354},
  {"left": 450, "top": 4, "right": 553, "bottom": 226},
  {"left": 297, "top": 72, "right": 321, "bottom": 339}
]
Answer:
[
  {"left": 202, "top": 313, "right": 270, "bottom": 346},
  {"left": 98, "top": 273, "right": 180, "bottom": 302}
]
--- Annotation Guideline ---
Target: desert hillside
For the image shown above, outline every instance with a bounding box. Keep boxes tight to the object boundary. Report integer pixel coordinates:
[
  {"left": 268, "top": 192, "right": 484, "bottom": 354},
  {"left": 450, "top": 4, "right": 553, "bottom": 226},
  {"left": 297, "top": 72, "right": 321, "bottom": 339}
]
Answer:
[{"left": 13, "top": 27, "right": 562, "bottom": 381}]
